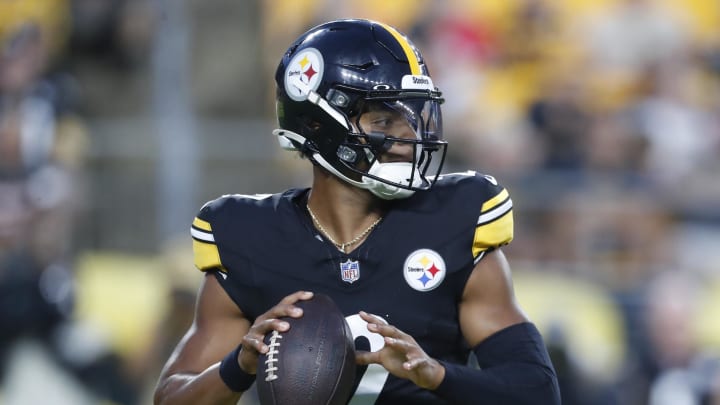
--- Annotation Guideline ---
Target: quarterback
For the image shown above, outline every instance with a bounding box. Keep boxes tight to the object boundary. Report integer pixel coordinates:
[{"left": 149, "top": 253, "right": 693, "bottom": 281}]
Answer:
[{"left": 154, "top": 19, "right": 560, "bottom": 404}]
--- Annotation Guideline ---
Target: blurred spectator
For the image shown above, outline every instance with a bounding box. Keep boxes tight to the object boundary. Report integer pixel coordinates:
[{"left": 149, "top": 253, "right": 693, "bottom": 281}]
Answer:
[
  {"left": 617, "top": 271, "right": 720, "bottom": 405},
  {"left": 0, "top": 22, "right": 81, "bottom": 362},
  {"left": 527, "top": 74, "right": 592, "bottom": 171},
  {"left": 582, "top": 0, "right": 690, "bottom": 83},
  {"left": 64, "top": 0, "right": 155, "bottom": 118},
  {"left": 629, "top": 61, "right": 719, "bottom": 187},
  {"left": 584, "top": 109, "right": 649, "bottom": 175},
  {"left": 0, "top": 20, "right": 139, "bottom": 405},
  {"left": 0, "top": 19, "right": 75, "bottom": 383},
  {"left": 68, "top": 0, "right": 154, "bottom": 70},
  {"left": 502, "top": 0, "right": 560, "bottom": 64}
]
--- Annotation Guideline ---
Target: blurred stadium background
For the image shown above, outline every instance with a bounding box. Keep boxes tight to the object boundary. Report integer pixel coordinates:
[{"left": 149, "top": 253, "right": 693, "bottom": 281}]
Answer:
[{"left": 1, "top": 0, "right": 719, "bottom": 404}]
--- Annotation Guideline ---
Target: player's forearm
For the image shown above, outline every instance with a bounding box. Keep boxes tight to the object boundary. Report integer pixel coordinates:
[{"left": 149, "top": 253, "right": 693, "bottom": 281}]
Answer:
[
  {"left": 435, "top": 360, "right": 559, "bottom": 404},
  {"left": 153, "top": 365, "right": 242, "bottom": 405},
  {"left": 434, "top": 322, "right": 561, "bottom": 405}
]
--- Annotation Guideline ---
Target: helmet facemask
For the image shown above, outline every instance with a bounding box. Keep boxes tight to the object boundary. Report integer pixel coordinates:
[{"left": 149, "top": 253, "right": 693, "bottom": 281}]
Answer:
[
  {"left": 339, "top": 95, "right": 447, "bottom": 199},
  {"left": 274, "top": 88, "right": 448, "bottom": 200}
]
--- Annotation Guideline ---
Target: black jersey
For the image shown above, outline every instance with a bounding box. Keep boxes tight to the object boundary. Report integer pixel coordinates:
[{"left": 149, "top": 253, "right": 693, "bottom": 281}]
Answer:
[{"left": 190, "top": 171, "right": 514, "bottom": 405}]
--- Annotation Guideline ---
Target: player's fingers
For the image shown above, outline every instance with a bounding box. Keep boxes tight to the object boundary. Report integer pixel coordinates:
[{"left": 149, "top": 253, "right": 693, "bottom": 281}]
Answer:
[
  {"left": 359, "top": 311, "right": 403, "bottom": 337},
  {"left": 245, "top": 319, "right": 291, "bottom": 352},
  {"left": 402, "top": 356, "right": 428, "bottom": 370},
  {"left": 279, "top": 290, "right": 314, "bottom": 305},
  {"left": 258, "top": 291, "right": 313, "bottom": 322},
  {"left": 277, "top": 290, "right": 314, "bottom": 318},
  {"left": 359, "top": 310, "right": 385, "bottom": 324},
  {"left": 355, "top": 350, "right": 381, "bottom": 366},
  {"left": 383, "top": 336, "right": 414, "bottom": 351},
  {"left": 367, "top": 320, "right": 405, "bottom": 339},
  {"left": 242, "top": 332, "right": 267, "bottom": 354},
  {"left": 252, "top": 318, "right": 291, "bottom": 335}
]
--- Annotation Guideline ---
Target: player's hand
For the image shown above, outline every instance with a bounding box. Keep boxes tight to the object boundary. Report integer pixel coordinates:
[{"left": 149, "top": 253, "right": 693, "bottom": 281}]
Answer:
[
  {"left": 237, "top": 291, "right": 314, "bottom": 374},
  {"left": 355, "top": 311, "right": 445, "bottom": 390}
]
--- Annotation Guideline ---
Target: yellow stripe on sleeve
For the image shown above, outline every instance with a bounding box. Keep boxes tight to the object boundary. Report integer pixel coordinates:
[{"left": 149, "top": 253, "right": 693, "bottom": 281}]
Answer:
[
  {"left": 376, "top": 22, "right": 421, "bottom": 75},
  {"left": 192, "top": 238, "right": 225, "bottom": 272},
  {"left": 191, "top": 216, "right": 224, "bottom": 272},
  {"left": 472, "top": 209, "right": 514, "bottom": 257},
  {"left": 193, "top": 217, "right": 212, "bottom": 232},
  {"left": 481, "top": 188, "right": 509, "bottom": 213}
]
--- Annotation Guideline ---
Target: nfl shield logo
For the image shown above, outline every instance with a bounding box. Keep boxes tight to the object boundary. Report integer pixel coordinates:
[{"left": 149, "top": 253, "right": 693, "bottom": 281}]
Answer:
[{"left": 340, "top": 259, "right": 360, "bottom": 283}]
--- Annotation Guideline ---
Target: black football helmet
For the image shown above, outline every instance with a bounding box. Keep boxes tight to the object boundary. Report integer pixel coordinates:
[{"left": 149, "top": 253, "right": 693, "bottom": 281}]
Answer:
[{"left": 274, "top": 19, "right": 447, "bottom": 199}]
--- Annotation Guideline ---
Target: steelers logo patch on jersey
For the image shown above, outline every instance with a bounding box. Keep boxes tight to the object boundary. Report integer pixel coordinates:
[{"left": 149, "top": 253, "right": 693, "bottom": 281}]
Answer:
[
  {"left": 403, "top": 249, "right": 446, "bottom": 292},
  {"left": 285, "top": 47, "right": 324, "bottom": 101}
]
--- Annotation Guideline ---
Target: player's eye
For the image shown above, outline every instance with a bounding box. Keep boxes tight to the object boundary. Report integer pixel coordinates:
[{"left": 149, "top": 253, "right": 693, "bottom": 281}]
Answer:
[
  {"left": 371, "top": 118, "right": 392, "bottom": 127},
  {"left": 362, "top": 111, "right": 401, "bottom": 132}
]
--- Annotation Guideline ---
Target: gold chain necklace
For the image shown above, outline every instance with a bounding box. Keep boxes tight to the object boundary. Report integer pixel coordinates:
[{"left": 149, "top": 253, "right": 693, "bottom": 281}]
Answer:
[{"left": 306, "top": 205, "right": 382, "bottom": 253}]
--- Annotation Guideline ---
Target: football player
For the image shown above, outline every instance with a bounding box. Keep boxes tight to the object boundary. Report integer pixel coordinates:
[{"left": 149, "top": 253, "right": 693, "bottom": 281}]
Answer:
[{"left": 154, "top": 19, "right": 560, "bottom": 404}]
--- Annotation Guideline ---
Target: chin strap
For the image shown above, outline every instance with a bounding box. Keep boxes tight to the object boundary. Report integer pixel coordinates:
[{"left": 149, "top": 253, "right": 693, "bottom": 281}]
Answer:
[
  {"left": 273, "top": 129, "right": 302, "bottom": 151},
  {"left": 363, "top": 161, "right": 420, "bottom": 199}
]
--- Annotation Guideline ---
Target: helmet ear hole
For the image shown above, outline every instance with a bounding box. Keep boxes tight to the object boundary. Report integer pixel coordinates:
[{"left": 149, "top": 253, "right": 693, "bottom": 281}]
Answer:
[
  {"left": 303, "top": 119, "right": 322, "bottom": 132},
  {"left": 299, "top": 118, "right": 323, "bottom": 145}
]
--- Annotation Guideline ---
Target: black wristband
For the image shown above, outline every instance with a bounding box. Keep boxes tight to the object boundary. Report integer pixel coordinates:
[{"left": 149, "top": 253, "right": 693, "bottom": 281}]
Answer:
[{"left": 219, "top": 345, "right": 256, "bottom": 392}]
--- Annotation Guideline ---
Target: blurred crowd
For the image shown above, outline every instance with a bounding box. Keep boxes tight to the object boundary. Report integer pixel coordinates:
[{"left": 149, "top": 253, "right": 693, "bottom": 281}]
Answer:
[
  {"left": 0, "top": 1, "right": 155, "bottom": 404},
  {"left": 400, "top": 1, "right": 720, "bottom": 404},
  {"left": 2, "top": 0, "right": 720, "bottom": 404}
]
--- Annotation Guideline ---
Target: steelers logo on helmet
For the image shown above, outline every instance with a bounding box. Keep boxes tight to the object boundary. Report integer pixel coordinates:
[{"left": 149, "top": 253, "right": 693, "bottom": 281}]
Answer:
[
  {"left": 284, "top": 47, "right": 324, "bottom": 101},
  {"left": 403, "top": 249, "right": 446, "bottom": 292}
]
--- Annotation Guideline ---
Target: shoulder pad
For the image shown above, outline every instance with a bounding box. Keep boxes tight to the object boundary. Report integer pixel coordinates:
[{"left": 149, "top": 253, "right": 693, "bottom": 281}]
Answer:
[
  {"left": 465, "top": 172, "right": 514, "bottom": 262},
  {"left": 191, "top": 194, "right": 275, "bottom": 273}
]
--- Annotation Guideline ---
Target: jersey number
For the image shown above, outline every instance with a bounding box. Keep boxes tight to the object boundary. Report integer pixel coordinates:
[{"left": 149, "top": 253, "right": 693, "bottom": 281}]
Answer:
[{"left": 345, "top": 314, "right": 389, "bottom": 404}]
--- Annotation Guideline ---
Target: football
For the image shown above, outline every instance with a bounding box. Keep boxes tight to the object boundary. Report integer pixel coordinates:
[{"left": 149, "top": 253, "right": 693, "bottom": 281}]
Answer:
[{"left": 256, "top": 293, "right": 356, "bottom": 405}]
